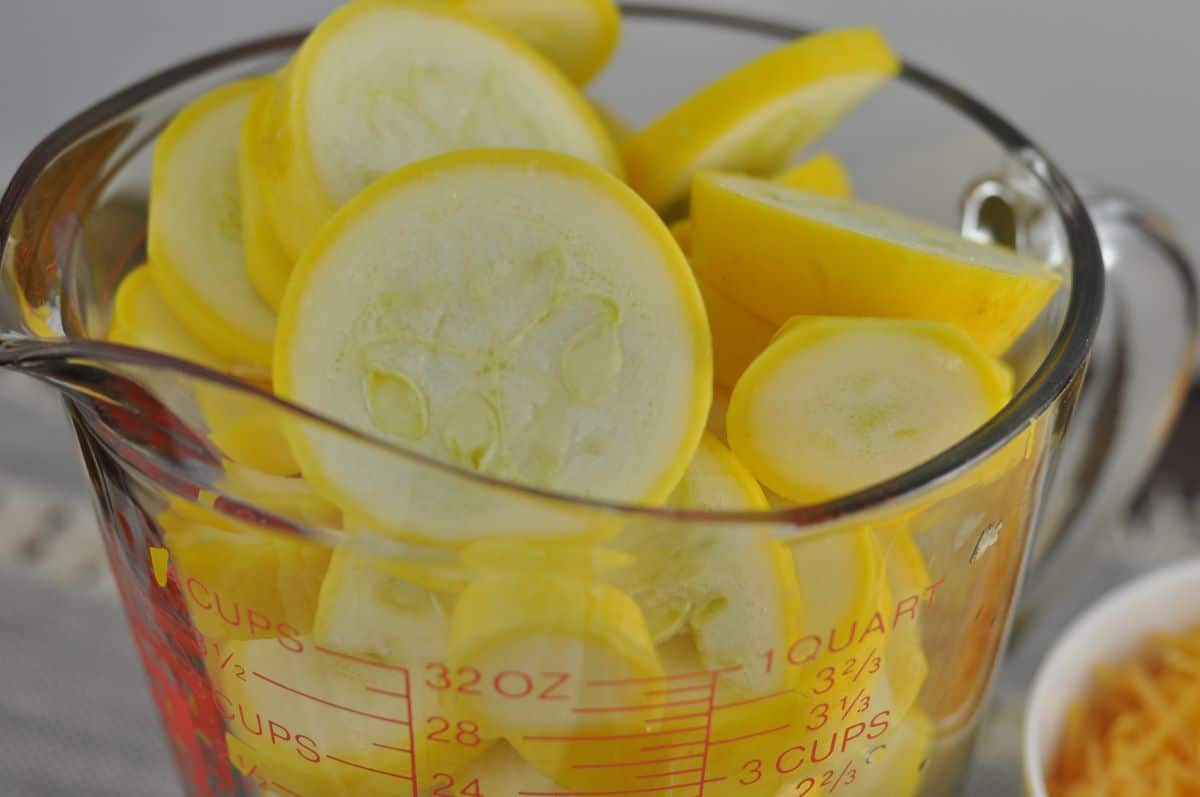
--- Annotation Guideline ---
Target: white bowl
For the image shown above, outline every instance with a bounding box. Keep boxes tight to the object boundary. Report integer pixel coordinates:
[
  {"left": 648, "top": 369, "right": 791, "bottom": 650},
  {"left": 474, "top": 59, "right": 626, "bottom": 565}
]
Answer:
[{"left": 1022, "top": 556, "right": 1200, "bottom": 796}]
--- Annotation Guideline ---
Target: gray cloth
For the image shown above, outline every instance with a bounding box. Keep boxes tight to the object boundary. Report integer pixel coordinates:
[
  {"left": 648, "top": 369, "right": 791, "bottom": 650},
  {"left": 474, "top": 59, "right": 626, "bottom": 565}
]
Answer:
[
  {"left": 0, "top": 376, "right": 172, "bottom": 795},
  {"left": 0, "top": 565, "right": 173, "bottom": 797}
]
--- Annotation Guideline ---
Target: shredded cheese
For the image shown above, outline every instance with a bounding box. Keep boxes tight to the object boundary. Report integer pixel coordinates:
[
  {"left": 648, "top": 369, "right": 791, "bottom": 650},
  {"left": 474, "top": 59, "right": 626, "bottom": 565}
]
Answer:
[{"left": 1048, "top": 625, "right": 1200, "bottom": 796}]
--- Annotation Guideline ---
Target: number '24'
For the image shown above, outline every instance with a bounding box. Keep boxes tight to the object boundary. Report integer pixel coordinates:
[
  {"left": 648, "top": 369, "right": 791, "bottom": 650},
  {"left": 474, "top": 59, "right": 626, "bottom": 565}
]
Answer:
[{"left": 431, "top": 773, "right": 483, "bottom": 797}]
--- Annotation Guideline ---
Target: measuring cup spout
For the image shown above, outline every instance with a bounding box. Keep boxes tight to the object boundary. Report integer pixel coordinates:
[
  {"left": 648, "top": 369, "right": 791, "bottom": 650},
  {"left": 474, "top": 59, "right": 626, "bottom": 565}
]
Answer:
[
  {"left": 0, "top": 333, "right": 52, "bottom": 366},
  {"left": 0, "top": 336, "right": 125, "bottom": 402},
  {"left": 0, "top": 336, "right": 228, "bottom": 478}
]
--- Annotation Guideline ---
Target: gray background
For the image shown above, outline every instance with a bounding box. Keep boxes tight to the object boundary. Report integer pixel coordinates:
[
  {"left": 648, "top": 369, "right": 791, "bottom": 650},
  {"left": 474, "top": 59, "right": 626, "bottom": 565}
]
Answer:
[
  {"left": 0, "top": 1, "right": 1197, "bottom": 795},
  {"left": 2, "top": 0, "right": 1197, "bottom": 259}
]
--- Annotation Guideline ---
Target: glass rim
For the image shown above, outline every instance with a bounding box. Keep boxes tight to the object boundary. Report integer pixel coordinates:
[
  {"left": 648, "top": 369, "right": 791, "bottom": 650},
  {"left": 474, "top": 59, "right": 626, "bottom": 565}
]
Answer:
[{"left": 0, "top": 3, "right": 1104, "bottom": 527}]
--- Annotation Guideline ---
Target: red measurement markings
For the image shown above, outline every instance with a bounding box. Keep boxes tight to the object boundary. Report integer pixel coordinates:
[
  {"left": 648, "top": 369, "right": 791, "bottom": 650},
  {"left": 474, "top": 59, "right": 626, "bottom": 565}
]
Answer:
[
  {"left": 709, "top": 723, "right": 792, "bottom": 747},
  {"left": 636, "top": 768, "right": 703, "bottom": 780},
  {"left": 401, "top": 665, "right": 418, "bottom": 797},
  {"left": 712, "top": 687, "right": 793, "bottom": 712},
  {"left": 828, "top": 760, "right": 854, "bottom": 791},
  {"left": 839, "top": 688, "right": 868, "bottom": 721},
  {"left": 586, "top": 673, "right": 704, "bottom": 688},
  {"left": 573, "top": 754, "right": 703, "bottom": 770},
  {"left": 642, "top": 683, "right": 711, "bottom": 698},
  {"left": 524, "top": 666, "right": 816, "bottom": 796},
  {"left": 523, "top": 669, "right": 725, "bottom": 797},
  {"left": 572, "top": 697, "right": 710, "bottom": 714},
  {"left": 204, "top": 638, "right": 247, "bottom": 682},
  {"left": 695, "top": 672, "right": 718, "bottom": 797},
  {"left": 524, "top": 726, "right": 707, "bottom": 743},
  {"left": 256, "top": 656, "right": 417, "bottom": 797},
  {"left": 230, "top": 757, "right": 265, "bottom": 790},
  {"left": 585, "top": 664, "right": 741, "bottom": 688},
  {"left": 650, "top": 711, "right": 712, "bottom": 724},
  {"left": 252, "top": 671, "right": 411, "bottom": 726},
  {"left": 314, "top": 644, "right": 409, "bottom": 673},
  {"left": 230, "top": 748, "right": 307, "bottom": 796},
  {"left": 357, "top": 664, "right": 417, "bottom": 796},
  {"left": 706, "top": 683, "right": 793, "bottom": 751},
  {"left": 373, "top": 742, "right": 413, "bottom": 753},
  {"left": 640, "top": 738, "right": 708, "bottom": 753},
  {"left": 327, "top": 755, "right": 415, "bottom": 781},
  {"left": 851, "top": 649, "right": 880, "bottom": 683},
  {"left": 518, "top": 778, "right": 727, "bottom": 796},
  {"left": 812, "top": 649, "right": 883, "bottom": 697},
  {"left": 791, "top": 760, "right": 858, "bottom": 795}
]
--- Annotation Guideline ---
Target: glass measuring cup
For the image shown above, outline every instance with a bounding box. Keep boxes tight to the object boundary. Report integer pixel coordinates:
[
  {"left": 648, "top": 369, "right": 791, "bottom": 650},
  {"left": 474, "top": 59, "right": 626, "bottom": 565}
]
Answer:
[{"left": 0, "top": 5, "right": 1195, "bottom": 796}]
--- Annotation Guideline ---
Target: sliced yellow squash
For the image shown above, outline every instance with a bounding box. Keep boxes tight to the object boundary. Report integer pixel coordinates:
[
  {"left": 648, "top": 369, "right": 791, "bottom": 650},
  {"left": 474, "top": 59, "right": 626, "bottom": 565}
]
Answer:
[
  {"left": 108, "top": 266, "right": 299, "bottom": 475},
  {"left": 264, "top": 0, "right": 620, "bottom": 259},
  {"left": 240, "top": 76, "right": 294, "bottom": 311},
  {"left": 447, "top": 573, "right": 663, "bottom": 738},
  {"left": 311, "top": 543, "right": 451, "bottom": 666},
  {"left": 675, "top": 153, "right": 853, "bottom": 389},
  {"left": 216, "top": 637, "right": 489, "bottom": 794},
  {"left": 691, "top": 172, "right": 1062, "bottom": 355},
  {"left": 451, "top": 0, "right": 621, "bottom": 85},
  {"left": 622, "top": 28, "right": 896, "bottom": 210},
  {"left": 275, "top": 149, "right": 711, "bottom": 540},
  {"left": 147, "top": 78, "right": 276, "bottom": 370},
  {"left": 163, "top": 513, "right": 331, "bottom": 641},
  {"left": 728, "top": 317, "right": 1013, "bottom": 503}
]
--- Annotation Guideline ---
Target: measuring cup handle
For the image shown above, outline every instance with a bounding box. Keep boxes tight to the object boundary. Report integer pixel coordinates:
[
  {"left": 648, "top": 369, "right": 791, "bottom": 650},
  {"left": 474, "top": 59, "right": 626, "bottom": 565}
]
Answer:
[{"left": 1022, "top": 187, "right": 1200, "bottom": 613}]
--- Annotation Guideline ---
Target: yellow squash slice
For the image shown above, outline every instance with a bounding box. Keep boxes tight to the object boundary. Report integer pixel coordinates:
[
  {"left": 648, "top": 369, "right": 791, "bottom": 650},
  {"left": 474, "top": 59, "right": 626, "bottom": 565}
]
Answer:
[
  {"left": 670, "top": 151, "right": 852, "bottom": 256},
  {"left": 875, "top": 529, "right": 931, "bottom": 722},
  {"left": 611, "top": 435, "right": 802, "bottom": 695},
  {"left": 676, "top": 153, "right": 853, "bottom": 389},
  {"left": 728, "top": 317, "right": 1013, "bottom": 503},
  {"left": 110, "top": 266, "right": 231, "bottom": 373},
  {"left": 455, "top": 742, "right": 567, "bottom": 794},
  {"left": 598, "top": 439, "right": 802, "bottom": 797},
  {"left": 622, "top": 28, "right": 896, "bottom": 210},
  {"left": 147, "top": 78, "right": 277, "bottom": 370},
  {"left": 240, "top": 76, "right": 294, "bottom": 311},
  {"left": 788, "top": 527, "right": 891, "bottom": 699},
  {"left": 590, "top": 98, "right": 632, "bottom": 143},
  {"left": 691, "top": 172, "right": 1062, "bottom": 355},
  {"left": 108, "top": 266, "right": 298, "bottom": 475},
  {"left": 311, "top": 543, "right": 452, "bottom": 666},
  {"left": 778, "top": 708, "right": 932, "bottom": 797},
  {"left": 275, "top": 149, "right": 711, "bottom": 540},
  {"left": 216, "top": 637, "right": 489, "bottom": 795},
  {"left": 162, "top": 513, "right": 331, "bottom": 642},
  {"left": 447, "top": 573, "right": 663, "bottom": 738},
  {"left": 450, "top": 0, "right": 621, "bottom": 85},
  {"left": 776, "top": 151, "right": 853, "bottom": 197},
  {"left": 170, "top": 462, "right": 341, "bottom": 533},
  {"left": 263, "top": 0, "right": 621, "bottom": 259}
]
